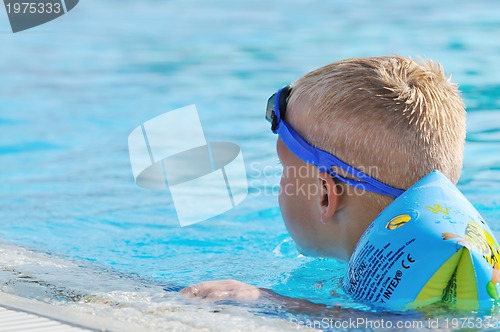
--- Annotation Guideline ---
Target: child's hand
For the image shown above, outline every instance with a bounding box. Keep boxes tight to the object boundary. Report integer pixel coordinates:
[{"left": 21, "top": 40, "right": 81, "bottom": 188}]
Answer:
[{"left": 180, "top": 280, "right": 261, "bottom": 301}]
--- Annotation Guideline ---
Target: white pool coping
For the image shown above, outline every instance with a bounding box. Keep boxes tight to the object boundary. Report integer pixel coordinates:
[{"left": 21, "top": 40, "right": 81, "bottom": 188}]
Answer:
[
  {"left": 0, "top": 292, "right": 151, "bottom": 332},
  {"left": 0, "top": 241, "right": 304, "bottom": 332}
]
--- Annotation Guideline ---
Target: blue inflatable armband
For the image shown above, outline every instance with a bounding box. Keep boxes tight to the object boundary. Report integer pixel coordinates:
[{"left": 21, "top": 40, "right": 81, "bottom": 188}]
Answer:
[{"left": 344, "top": 170, "right": 500, "bottom": 311}]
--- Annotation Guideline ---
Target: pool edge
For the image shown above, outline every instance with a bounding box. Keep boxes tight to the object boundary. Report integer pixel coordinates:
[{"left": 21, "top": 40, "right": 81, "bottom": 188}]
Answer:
[{"left": 0, "top": 291, "right": 151, "bottom": 332}]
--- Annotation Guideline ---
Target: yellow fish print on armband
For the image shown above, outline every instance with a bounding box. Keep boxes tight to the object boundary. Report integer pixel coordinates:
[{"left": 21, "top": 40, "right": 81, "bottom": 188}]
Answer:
[
  {"left": 442, "top": 222, "right": 500, "bottom": 300},
  {"left": 386, "top": 214, "right": 412, "bottom": 230},
  {"left": 442, "top": 222, "right": 500, "bottom": 266}
]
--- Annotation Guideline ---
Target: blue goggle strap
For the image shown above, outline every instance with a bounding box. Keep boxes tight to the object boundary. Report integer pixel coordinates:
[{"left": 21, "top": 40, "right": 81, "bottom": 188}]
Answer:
[{"left": 276, "top": 119, "right": 405, "bottom": 198}]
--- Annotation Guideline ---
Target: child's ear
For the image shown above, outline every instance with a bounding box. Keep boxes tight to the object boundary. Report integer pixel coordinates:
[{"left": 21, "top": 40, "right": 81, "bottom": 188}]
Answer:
[{"left": 318, "top": 171, "right": 341, "bottom": 224}]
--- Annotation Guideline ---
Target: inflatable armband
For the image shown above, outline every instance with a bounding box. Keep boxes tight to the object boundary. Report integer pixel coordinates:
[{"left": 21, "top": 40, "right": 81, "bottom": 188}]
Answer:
[{"left": 344, "top": 170, "right": 500, "bottom": 311}]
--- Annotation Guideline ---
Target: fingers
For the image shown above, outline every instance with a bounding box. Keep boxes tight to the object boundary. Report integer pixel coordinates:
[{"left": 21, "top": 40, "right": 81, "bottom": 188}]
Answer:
[
  {"left": 180, "top": 285, "right": 199, "bottom": 296},
  {"left": 204, "top": 290, "right": 230, "bottom": 299},
  {"left": 180, "top": 280, "right": 260, "bottom": 301},
  {"left": 180, "top": 280, "right": 232, "bottom": 298}
]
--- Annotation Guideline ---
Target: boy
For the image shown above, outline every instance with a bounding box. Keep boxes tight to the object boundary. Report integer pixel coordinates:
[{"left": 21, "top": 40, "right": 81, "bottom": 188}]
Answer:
[{"left": 181, "top": 56, "right": 466, "bottom": 305}]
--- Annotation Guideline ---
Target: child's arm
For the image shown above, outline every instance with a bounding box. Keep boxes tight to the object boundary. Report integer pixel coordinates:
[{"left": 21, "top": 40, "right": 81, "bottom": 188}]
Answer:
[
  {"left": 181, "top": 280, "right": 261, "bottom": 301},
  {"left": 181, "top": 279, "right": 350, "bottom": 317},
  {"left": 180, "top": 280, "right": 419, "bottom": 322}
]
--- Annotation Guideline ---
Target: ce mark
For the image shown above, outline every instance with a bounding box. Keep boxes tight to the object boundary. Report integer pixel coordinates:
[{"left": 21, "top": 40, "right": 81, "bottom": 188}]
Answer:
[{"left": 401, "top": 254, "right": 415, "bottom": 269}]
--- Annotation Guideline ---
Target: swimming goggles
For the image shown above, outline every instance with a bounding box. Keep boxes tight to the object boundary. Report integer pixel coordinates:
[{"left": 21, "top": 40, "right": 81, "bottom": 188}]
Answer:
[{"left": 266, "top": 85, "right": 405, "bottom": 198}]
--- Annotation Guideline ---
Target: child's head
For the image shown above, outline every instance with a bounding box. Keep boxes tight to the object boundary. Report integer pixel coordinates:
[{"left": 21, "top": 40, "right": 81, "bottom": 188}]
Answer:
[{"left": 274, "top": 56, "right": 466, "bottom": 261}]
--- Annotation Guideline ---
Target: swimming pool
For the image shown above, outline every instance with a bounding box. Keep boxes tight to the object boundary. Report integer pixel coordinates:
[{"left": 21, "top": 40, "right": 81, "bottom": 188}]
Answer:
[{"left": 0, "top": 0, "right": 499, "bottom": 329}]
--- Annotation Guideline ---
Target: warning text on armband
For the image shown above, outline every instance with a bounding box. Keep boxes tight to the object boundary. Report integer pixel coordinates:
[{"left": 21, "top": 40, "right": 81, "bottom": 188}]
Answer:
[{"left": 345, "top": 238, "right": 416, "bottom": 304}]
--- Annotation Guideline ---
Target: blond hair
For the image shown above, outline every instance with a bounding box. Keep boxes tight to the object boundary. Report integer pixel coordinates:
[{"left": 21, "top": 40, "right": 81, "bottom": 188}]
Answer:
[{"left": 288, "top": 56, "right": 466, "bottom": 208}]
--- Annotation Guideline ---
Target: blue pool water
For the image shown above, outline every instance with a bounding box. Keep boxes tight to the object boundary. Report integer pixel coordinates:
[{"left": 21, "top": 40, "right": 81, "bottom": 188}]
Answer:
[{"left": 0, "top": 0, "right": 499, "bottom": 329}]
